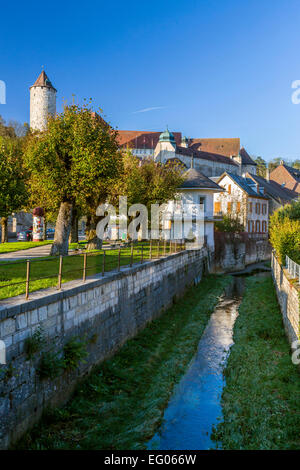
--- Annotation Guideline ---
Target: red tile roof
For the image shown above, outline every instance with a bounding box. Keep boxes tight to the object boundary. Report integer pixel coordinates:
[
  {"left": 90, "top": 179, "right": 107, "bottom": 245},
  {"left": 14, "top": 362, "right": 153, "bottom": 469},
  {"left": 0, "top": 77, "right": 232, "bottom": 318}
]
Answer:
[
  {"left": 189, "top": 138, "right": 240, "bottom": 157},
  {"left": 116, "top": 131, "right": 255, "bottom": 168},
  {"left": 30, "top": 71, "right": 56, "bottom": 92},
  {"left": 117, "top": 130, "right": 182, "bottom": 149},
  {"left": 246, "top": 173, "right": 298, "bottom": 202},
  {"left": 270, "top": 164, "right": 300, "bottom": 193}
]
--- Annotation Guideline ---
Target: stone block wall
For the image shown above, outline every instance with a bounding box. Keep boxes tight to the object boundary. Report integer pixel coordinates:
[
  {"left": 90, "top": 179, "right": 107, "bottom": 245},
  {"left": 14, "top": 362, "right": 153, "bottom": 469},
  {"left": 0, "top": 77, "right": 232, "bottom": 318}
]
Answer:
[
  {"left": 0, "top": 249, "right": 206, "bottom": 449},
  {"left": 271, "top": 252, "right": 300, "bottom": 346},
  {"left": 213, "top": 232, "right": 271, "bottom": 272}
]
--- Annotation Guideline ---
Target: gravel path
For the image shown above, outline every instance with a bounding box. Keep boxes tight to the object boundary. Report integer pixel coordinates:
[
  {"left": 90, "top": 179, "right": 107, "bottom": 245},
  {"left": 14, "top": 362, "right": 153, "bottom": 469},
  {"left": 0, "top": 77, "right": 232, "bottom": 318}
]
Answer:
[{"left": 0, "top": 244, "right": 52, "bottom": 261}]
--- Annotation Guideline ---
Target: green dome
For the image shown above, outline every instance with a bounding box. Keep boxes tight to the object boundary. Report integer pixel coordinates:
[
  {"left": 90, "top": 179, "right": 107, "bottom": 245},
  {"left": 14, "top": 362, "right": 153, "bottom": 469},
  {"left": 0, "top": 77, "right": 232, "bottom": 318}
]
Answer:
[{"left": 159, "top": 128, "right": 175, "bottom": 143}]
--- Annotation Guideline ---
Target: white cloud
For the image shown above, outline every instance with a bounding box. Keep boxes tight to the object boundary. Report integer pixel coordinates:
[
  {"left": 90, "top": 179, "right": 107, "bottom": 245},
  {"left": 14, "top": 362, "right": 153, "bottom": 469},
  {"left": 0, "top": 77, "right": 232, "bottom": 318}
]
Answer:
[{"left": 132, "top": 106, "right": 166, "bottom": 114}]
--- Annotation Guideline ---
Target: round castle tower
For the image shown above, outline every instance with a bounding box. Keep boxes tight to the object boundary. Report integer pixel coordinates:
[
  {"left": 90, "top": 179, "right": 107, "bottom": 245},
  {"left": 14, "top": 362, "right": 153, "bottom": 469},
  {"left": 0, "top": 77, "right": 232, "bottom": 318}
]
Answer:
[{"left": 30, "top": 70, "right": 56, "bottom": 131}]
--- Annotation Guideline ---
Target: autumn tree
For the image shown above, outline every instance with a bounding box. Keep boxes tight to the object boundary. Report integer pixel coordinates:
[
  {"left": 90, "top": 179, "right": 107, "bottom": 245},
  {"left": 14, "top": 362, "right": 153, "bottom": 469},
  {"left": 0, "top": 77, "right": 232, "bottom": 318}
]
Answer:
[
  {"left": 24, "top": 103, "right": 122, "bottom": 255},
  {"left": 0, "top": 137, "right": 27, "bottom": 242}
]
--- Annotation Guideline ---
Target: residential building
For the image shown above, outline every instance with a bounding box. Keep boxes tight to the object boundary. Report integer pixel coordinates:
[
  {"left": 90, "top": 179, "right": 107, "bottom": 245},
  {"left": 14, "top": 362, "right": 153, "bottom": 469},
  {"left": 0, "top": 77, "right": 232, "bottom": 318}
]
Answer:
[
  {"left": 246, "top": 172, "right": 298, "bottom": 214},
  {"left": 214, "top": 172, "right": 269, "bottom": 233},
  {"left": 270, "top": 162, "right": 300, "bottom": 194},
  {"left": 164, "top": 167, "right": 224, "bottom": 251}
]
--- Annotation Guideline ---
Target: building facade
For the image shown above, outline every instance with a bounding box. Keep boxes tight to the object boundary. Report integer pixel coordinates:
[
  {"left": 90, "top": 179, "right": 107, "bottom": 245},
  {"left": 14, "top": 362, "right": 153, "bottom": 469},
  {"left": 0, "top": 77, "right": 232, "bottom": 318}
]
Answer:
[
  {"left": 164, "top": 168, "right": 224, "bottom": 251},
  {"left": 214, "top": 172, "right": 269, "bottom": 233},
  {"left": 117, "top": 128, "right": 257, "bottom": 178}
]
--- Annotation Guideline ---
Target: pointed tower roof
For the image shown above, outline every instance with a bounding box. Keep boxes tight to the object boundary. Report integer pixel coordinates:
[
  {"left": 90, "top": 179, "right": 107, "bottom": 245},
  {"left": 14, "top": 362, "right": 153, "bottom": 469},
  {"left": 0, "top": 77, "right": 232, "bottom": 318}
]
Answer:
[{"left": 30, "top": 71, "right": 57, "bottom": 91}]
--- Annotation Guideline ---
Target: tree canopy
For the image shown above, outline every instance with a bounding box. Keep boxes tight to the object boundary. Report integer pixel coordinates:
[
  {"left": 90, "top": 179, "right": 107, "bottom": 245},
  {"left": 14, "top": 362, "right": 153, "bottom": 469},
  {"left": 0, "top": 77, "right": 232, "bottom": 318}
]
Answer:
[
  {"left": 254, "top": 156, "right": 267, "bottom": 178},
  {"left": 0, "top": 136, "right": 27, "bottom": 242},
  {"left": 24, "top": 103, "right": 123, "bottom": 255},
  {"left": 111, "top": 151, "right": 184, "bottom": 212}
]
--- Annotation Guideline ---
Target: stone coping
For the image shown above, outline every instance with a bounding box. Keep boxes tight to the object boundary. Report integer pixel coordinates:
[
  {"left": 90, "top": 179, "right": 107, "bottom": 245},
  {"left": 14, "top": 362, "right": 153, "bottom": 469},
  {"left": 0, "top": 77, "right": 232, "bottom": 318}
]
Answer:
[{"left": 0, "top": 250, "right": 198, "bottom": 320}]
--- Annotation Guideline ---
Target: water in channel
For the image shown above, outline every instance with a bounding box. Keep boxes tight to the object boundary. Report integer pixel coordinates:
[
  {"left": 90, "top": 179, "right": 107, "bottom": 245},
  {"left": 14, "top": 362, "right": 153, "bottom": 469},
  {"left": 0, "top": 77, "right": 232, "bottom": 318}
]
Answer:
[{"left": 147, "top": 270, "right": 270, "bottom": 450}]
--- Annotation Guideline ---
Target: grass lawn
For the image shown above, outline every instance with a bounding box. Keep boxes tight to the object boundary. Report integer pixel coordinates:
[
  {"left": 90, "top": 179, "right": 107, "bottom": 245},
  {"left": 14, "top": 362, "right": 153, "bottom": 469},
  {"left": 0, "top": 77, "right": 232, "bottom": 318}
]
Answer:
[
  {"left": 16, "top": 274, "right": 231, "bottom": 450},
  {"left": 0, "top": 243, "right": 176, "bottom": 300},
  {"left": 0, "top": 241, "right": 52, "bottom": 254},
  {"left": 212, "top": 275, "right": 300, "bottom": 450}
]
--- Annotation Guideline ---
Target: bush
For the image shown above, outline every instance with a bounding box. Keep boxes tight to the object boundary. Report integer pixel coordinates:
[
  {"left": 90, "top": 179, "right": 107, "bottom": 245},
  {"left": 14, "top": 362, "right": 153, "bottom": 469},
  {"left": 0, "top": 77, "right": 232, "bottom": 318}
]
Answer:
[
  {"left": 215, "top": 215, "right": 244, "bottom": 233},
  {"left": 37, "top": 351, "right": 64, "bottom": 380},
  {"left": 269, "top": 204, "right": 300, "bottom": 264},
  {"left": 63, "top": 337, "right": 87, "bottom": 371},
  {"left": 24, "top": 327, "right": 45, "bottom": 360},
  {"left": 274, "top": 199, "right": 300, "bottom": 222}
]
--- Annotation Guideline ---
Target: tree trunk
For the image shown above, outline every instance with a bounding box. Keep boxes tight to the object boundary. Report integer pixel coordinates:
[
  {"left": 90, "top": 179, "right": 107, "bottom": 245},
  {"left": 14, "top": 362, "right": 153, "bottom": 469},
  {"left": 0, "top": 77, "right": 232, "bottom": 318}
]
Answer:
[
  {"left": 50, "top": 202, "right": 73, "bottom": 256},
  {"left": 1, "top": 217, "right": 8, "bottom": 243},
  {"left": 86, "top": 215, "right": 103, "bottom": 250},
  {"left": 69, "top": 209, "right": 79, "bottom": 244}
]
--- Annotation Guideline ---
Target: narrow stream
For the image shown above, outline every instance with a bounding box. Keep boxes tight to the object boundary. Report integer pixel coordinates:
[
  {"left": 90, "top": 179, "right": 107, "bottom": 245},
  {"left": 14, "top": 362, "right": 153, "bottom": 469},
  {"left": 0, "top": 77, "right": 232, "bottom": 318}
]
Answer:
[{"left": 147, "top": 268, "right": 270, "bottom": 450}]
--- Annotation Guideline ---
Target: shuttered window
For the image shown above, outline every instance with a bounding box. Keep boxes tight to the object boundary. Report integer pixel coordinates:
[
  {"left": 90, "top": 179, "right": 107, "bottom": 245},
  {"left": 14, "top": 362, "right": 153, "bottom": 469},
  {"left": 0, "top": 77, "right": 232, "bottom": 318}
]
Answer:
[{"left": 214, "top": 202, "right": 221, "bottom": 213}]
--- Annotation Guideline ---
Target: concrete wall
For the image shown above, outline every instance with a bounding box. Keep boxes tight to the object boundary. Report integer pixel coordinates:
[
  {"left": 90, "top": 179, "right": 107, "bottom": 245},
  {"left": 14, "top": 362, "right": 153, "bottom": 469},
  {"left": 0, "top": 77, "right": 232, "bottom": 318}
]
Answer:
[
  {"left": 0, "top": 249, "right": 207, "bottom": 449},
  {"left": 271, "top": 252, "right": 300, "bottom": 346}
]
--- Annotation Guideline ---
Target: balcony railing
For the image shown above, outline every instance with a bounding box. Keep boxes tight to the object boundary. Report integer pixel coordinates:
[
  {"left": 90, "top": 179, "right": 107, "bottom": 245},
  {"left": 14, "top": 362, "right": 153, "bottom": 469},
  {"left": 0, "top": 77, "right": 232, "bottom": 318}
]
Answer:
[{"left": 286, "top": 255, "right": 300, "bottom": 285}]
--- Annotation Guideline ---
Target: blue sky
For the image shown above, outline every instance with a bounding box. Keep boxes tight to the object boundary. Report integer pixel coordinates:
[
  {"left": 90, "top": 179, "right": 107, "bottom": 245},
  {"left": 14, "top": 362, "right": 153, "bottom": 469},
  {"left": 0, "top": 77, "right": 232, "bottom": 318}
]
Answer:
[{"left": 1, "top": 0, "right": 300, "bottom": 161}]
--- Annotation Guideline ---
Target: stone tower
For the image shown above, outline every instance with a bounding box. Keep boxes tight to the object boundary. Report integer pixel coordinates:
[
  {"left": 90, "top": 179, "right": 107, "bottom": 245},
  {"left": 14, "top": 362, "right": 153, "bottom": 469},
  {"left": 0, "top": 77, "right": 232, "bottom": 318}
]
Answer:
[{"left": 30, "top": 70, "right": 56, "bottom": 131}]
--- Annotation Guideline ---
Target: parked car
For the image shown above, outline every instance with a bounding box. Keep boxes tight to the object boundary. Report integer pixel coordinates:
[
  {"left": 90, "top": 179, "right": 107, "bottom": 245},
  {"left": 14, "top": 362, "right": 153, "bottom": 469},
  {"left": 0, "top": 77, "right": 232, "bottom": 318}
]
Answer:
[
  {"left": 17, "top": 230, "right": 33, "bottom": 241},
  {"left": 46, "top": 228, "right": 55, "bottom": 239}
]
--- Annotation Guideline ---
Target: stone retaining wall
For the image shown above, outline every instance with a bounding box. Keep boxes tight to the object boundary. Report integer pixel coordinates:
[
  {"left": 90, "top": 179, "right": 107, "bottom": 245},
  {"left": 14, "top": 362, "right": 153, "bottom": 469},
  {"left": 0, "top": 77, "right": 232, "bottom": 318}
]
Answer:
[
  {"left": 0, "top": 248, "right": 206, "bottom": 449},
  {"left": 213, "top": 232, "right": 271, "bottom": 272},
  {"left": 271, "top": 252, "right": 300, "bottom": 346}
]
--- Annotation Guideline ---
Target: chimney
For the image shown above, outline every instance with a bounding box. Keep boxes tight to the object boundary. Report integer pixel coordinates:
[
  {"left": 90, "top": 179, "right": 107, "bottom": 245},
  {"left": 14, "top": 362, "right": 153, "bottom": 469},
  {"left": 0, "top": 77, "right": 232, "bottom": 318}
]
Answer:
[
  {"left": 191, "top": 153, "right": 194, "bottom": 169},
  {"left": 266, "top": 167, "right": 270, "bottom": 181}
]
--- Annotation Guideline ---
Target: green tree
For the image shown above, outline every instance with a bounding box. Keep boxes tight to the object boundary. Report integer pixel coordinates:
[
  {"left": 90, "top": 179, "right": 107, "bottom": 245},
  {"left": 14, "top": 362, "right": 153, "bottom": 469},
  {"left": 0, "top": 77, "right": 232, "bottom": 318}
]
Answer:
[
  {"left": 112, "top": 152, "right": 184, "bottom": 210},
  {"left": 254, "top": 156, "right": 267, "bottom": 178},
  {"left": 109, "top": 152, "right": 184, "bottom": 239},
  {"left": 24, "top": 103, "right": 122, "bottom": 255},
  {"left": 292, "top": 159, "right": 300, "bottom": 170},
  {"left": 0, "top": 137, "right": 27, "bottom": 242},
  {"left": 215, "top": 214, "right": 244, "bottom": 233}
]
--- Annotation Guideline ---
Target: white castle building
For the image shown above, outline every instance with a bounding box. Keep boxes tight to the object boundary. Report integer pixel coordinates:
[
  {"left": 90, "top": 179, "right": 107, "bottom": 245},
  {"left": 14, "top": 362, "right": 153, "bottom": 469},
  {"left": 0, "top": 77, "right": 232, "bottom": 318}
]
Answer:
[{"left": 117, "top": 129, "right": 257, "bottom": 178}]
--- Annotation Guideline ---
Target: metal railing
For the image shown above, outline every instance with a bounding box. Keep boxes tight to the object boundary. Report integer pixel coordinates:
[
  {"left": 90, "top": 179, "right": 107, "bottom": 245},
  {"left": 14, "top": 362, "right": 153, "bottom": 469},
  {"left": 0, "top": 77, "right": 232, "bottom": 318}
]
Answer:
[
  {"left": 286, "top": 255, "right": 300, "bottom": 284},
  {"left": 0, "top": 240, "right": 186, "bottom": 301}
]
